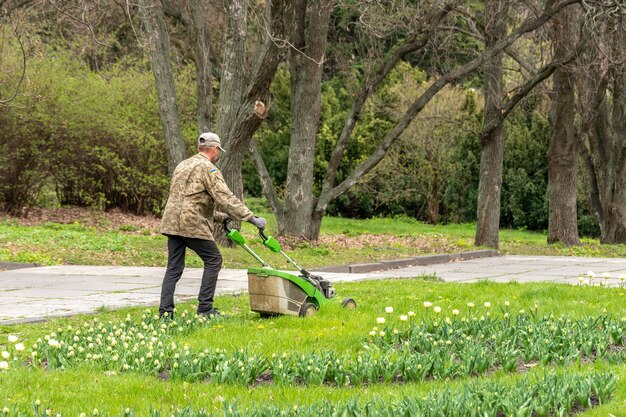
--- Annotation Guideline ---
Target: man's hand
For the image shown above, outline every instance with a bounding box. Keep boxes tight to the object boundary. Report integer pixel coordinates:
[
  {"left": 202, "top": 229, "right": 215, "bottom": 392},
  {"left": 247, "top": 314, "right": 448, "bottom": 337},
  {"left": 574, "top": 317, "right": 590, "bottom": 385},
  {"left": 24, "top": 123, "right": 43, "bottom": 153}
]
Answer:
[
  {"left": 214, "top": 212, "right": 228, "bottom": 223},
  {"left": 250, "top": 216, "right": 266, "bottom": 229}
]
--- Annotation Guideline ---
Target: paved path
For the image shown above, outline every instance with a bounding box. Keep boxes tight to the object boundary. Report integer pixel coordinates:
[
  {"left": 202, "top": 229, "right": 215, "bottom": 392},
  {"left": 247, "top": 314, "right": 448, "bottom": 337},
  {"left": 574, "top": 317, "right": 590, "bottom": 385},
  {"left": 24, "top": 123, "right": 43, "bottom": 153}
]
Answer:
[{"left": 1, "top": 255, "right": 625, "bottom": 324}]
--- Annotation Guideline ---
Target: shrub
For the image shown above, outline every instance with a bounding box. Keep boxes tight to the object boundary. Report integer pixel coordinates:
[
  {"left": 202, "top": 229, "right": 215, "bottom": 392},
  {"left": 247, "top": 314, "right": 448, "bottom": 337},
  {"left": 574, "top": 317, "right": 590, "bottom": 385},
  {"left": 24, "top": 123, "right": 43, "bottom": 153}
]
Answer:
[{"left": 0, "top": 38, "right": 197, "bottom": 215}]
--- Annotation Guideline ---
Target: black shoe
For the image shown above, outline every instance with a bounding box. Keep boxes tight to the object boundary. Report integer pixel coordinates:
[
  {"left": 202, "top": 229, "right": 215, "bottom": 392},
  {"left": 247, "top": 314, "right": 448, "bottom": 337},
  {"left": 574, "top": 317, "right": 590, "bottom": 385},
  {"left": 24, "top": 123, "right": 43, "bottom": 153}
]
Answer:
[{"left": 199, "top": 308, "right": 228, "bottom": 319}]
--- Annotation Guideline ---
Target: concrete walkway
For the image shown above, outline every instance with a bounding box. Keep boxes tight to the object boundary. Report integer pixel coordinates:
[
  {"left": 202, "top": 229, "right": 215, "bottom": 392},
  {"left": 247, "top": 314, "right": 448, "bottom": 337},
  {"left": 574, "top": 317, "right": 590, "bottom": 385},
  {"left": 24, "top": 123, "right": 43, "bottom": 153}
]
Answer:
[{"left": 1, "top": 255, "right": 625, "bottom": 325}]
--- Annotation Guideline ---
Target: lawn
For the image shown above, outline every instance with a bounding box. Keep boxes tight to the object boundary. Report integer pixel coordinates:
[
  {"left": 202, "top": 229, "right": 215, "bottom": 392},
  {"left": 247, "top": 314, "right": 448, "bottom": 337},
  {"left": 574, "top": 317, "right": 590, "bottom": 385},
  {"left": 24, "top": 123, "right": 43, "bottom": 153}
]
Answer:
[
  {"left": 2, "top": 207, "right": 626, "bottom": 269},
  {"left": 1, "top": 208, "right": 625, "bottom": 415},
  {"left": 0, "top": 279, "right": 625, "bottom": 416}
]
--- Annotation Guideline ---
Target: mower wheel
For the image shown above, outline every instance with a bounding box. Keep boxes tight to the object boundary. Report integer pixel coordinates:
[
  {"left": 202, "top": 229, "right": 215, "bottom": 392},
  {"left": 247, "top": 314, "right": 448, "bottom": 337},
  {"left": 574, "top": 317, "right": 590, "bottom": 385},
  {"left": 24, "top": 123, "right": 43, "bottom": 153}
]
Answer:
[
  {"left": 299, "top": 302, "right": 318, "bottom": 317},
  {"left": 342, "top": 298, "right": 357, "bottom": 309}
]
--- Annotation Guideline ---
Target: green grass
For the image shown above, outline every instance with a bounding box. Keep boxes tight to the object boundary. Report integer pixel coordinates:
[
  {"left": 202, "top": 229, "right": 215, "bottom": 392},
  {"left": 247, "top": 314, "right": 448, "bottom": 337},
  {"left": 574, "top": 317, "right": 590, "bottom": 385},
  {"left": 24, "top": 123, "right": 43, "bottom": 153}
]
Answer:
[
  {"left": 2, "top": 212, "right": 626, "bottom": 269},
  {"left": 1, "top": 210, "right": 626, "bottom": 415},
  {"left": 1, "top": 279, "right": 625, "bottom": 416}
]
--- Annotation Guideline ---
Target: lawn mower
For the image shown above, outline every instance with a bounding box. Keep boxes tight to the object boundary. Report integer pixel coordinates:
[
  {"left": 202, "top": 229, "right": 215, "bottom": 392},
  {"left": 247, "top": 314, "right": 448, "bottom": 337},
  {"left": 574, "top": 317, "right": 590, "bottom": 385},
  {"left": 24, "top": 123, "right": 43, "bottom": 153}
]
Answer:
[{"left": 224, "top": 219, "right": 356, "bottom": 317}]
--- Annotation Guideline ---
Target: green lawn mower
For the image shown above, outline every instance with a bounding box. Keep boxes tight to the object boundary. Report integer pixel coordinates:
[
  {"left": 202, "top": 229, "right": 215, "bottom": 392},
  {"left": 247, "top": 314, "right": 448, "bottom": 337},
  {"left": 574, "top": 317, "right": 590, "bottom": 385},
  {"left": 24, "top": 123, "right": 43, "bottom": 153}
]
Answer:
[{"left": 224, "top": 220, "right": 356, "bottom": 317}]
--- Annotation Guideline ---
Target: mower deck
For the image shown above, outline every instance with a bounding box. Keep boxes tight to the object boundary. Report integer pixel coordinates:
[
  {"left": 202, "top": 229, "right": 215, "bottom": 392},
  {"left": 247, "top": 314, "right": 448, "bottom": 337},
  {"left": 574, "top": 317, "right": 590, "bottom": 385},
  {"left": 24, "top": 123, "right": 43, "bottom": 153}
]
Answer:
[{"left": 247, "top": 267, "right": 325, "bottom": 317}]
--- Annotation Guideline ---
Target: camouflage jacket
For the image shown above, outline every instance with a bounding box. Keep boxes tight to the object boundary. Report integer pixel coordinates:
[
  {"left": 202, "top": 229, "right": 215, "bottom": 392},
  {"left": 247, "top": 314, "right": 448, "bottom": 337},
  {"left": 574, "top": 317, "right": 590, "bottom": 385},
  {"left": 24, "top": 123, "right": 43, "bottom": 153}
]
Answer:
[{"left": 160, "top": 153, "right": 254, "bottom": 240}]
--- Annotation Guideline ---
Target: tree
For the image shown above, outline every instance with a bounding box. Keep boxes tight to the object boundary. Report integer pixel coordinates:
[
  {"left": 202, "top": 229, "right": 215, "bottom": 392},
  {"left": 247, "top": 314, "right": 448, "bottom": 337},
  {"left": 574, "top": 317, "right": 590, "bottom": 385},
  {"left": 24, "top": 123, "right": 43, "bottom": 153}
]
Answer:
[
  {"left": 475, "top": 0, "right": 508, "bottom": 248},
  {"left": 473, "top": 1, "right": 587, "bottom": 248},
  {"left": 137, "top": 0, "right": 289, "bottom": 226},
  {"left": 137, "top": 0, "right": 187, "bottom": 175},
  {"left": 159, "top": 0, "right": 220, "bottom": 133},
  {"left": 255, "top": 0, "right": 583, "bottom": 240},
  {"left": 217, "top": 0, "right": 289, "bottom": 205},
  {"left": 256, "top": 1, "right": 464, "bottom": 239},
  {"left": 189, "top": 0, "right": 214, "bottom": 133},
  {"left": 578, "top": 4, "right": 626, "bottom": 243},
  {"left": 547, "top": 3, "right": 582, "bottom": 246},
  {"left": 282, "top": 0, "right": 334, "bottom": 238}
]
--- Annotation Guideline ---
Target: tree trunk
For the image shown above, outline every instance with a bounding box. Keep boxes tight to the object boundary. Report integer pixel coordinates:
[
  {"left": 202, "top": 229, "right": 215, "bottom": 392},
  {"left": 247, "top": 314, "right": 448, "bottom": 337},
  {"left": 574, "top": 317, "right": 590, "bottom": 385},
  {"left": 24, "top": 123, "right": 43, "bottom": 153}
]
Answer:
[
  {"left": 216, "top": 0, "right": 247, "bottom": 146},
  {"left": 603, "top": 34, "right": 626, "bottom": 242},
  {"left": 212, "top": 0, "right": 247, "bottom": 245},
  {"left": 212, "top": 0, "right": 289, "bottom": 244},
  {"left": 282, "top": 0, "right": 333, "bottom": 239},
  {"left": 601, "top": 17, "right": 626, "bottom": 243},
  {"left": 217, "top": 0, "right": 247, "bottom": 200},
  {"left": 579, "top": 15, "right": 626, "bottom": 243},
  {"left": 547, "top": 4, "right": 580, "bottom": 245},
  {"left": 475, "top": 132, "right": 504, "bottom": 248},
  {"left": 217, "top": 0, "right": 289, "bottom": 195},
  {"left": 190, "top": 0, "right": 213, "bottom": 133},
  {"left": 137, "top": 0, "right": 186, "bottom": 175},
  {"left": 595, "top": 92, "right": 626, "bottom": 244},
  {"left": 427, "top": 170, "right": 440, "bottom": 224},
  {"left": 475, "top": 0, "right": 508, "bottom": 248}
]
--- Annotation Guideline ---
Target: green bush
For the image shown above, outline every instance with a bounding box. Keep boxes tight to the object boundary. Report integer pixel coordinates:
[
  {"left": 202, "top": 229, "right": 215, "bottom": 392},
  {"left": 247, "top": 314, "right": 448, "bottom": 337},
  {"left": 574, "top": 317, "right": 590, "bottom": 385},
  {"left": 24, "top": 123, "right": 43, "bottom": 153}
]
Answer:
[
  {"left": 500, "top": 94, "right": 549, "bottom": 231},
  {"left": 441, "top": 90, "right": 482, "bottom": 223},
  {"left": 0, "top": 115, "right": 51, "bottom": 215},
  {"left": 0, "top": 37, "right": 53, "bottom": 215},
  {"left": 0, "top": 38, "right": 198, "bottom": 215}
]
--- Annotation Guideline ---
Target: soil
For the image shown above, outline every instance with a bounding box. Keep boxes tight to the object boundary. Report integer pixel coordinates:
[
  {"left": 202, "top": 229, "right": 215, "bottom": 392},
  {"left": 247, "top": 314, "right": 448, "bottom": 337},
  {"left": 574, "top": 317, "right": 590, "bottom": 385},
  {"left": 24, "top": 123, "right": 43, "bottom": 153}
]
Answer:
[
  {"left": 4, "top": 207, "right": 448, "bottom": 253},
  {"left": 8, "top": 207, "right": 161, "bottom": 232}
]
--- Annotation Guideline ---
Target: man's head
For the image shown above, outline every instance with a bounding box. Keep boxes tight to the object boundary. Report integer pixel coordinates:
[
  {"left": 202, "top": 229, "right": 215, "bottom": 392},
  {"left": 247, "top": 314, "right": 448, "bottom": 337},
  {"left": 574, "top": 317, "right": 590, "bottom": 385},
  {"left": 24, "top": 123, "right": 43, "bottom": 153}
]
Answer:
[{"left": 198, "top": 132, "right": 225, "bottom": 163}]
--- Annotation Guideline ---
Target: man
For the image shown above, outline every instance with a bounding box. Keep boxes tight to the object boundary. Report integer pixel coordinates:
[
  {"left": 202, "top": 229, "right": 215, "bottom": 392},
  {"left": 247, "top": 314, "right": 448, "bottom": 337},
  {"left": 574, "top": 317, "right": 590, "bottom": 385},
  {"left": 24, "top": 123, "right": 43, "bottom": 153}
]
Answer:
[{"left": 159, "top": 132, "right": 266, "bottom": 318}]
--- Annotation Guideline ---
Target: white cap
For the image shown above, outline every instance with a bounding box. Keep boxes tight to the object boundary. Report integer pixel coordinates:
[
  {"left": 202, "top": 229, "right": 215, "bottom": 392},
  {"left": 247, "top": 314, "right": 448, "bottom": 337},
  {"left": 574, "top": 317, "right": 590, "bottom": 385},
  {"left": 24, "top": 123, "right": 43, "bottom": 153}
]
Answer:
[{"left": 198, "top": 132, "right": 226, "bottom": 152}]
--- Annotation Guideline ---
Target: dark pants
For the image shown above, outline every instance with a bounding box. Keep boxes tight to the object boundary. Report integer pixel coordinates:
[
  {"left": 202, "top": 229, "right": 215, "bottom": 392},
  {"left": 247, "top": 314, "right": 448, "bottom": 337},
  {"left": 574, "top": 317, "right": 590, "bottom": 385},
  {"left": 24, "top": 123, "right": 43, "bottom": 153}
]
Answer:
[{"left": 159, "top": 235, "right": 223, "bottom": 316}]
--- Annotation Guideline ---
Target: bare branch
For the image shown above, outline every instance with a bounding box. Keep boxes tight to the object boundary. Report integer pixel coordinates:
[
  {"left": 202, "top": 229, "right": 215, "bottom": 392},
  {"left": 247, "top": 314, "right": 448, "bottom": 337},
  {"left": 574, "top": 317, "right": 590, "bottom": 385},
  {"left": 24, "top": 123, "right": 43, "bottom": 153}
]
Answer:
[
  {"left": 316, "top": 0, "right": 583, "bottom": 211},
  {"left": 318, "top": 0, "right": 464, "bottom": 209},
  {"left": 505, "top": 47, "right": 538, "bottom": 75},
  {"left": 441, "top": 22, "right": 539, "bottom": 75},
  {"left": 249, "top": 138, "right": 284, "bottom": 225},
  {"left": 0, "top": 16, "right": 27, "bottom": 105},
  {"left": 48, "top": 0, "right": 110, "bottom": 48},
  {"left": 482, "top": 31, "right": 588, "bottom": 137},
  {"left": 121, "top": 0, "right": 146, "bottom": 48}
]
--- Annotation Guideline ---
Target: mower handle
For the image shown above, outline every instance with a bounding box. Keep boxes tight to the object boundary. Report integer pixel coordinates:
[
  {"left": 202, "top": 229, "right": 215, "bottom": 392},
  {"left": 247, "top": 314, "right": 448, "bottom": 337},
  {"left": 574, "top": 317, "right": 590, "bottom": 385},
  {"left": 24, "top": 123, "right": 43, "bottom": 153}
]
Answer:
[
  {"left": 254, "top": 227, "right": 317, "bottom": 284},
  {"left": 224, "top": 218, "right": 265, "bottom": 234},
  {"left": 223, "top": 218, "right": 233, "bottom": 233}
]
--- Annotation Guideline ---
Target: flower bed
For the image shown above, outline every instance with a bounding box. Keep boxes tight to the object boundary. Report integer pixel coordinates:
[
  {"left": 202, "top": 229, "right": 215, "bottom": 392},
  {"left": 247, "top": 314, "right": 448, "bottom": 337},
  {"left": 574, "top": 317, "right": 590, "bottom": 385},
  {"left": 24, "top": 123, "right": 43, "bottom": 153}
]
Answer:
[{"left": 13, "top": 307, "right": 623, "bottom": 386}]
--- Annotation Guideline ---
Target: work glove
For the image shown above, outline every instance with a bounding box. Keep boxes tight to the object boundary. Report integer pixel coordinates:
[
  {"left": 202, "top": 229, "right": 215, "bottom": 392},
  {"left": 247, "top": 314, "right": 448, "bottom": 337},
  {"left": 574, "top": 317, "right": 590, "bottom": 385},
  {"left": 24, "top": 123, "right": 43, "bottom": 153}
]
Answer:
[{"left": 249, "top": 216, "right": 266, "bottom": 229}]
